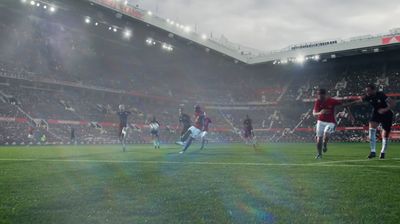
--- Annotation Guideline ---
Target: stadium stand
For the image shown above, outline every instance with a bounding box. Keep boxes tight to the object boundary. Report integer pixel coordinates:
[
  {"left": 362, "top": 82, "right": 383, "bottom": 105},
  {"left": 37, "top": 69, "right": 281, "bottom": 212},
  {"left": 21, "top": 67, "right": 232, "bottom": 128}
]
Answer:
[{"left": 0, "top": 0, "right": 400, "bottom": 145}]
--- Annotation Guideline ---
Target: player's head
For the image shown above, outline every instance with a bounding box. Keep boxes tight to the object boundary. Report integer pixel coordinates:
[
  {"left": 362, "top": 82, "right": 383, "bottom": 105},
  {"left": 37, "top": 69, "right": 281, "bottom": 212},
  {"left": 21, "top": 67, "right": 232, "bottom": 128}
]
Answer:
[
  {"left": 194, "top": 104, "right": 201, "bottom": 112},
  {"left": 152, "top": 116, "right": 156, "bottom": 122},
  {"left": 316, "top": 88, "right": 327, "bottom": 100},
  {"left": 365, "top": 84, "right": 376, "bottom": 96},
  {"left": 246, "top": 114, "right": 249, "bottom": 119},
  {"left": 119, "top": 104, "right": 125, "bottom": 111}
]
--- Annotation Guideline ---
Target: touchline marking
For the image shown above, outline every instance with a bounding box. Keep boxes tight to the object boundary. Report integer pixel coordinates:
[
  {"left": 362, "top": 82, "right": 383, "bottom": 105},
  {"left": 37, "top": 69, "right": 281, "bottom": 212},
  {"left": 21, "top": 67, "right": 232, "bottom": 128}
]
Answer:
[{"left": 0, "top": 158, "right": 400, "bottom": 168}]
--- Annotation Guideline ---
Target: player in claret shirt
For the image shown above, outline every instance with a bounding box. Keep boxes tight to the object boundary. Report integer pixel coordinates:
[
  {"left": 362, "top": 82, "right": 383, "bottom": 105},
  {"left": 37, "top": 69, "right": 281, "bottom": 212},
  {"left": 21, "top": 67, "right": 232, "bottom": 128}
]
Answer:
[
  {"left": 179, "top": 105, "right": 205, "bottom": 154},
  {"left": 360, "top": 84, "right": 395, "bottom": 159},
  {"left": 312, "top": 89, "right": 343, "bottom": 159},
  {"left": 200, "top": 114, "right": 212, "bottom": 150}
]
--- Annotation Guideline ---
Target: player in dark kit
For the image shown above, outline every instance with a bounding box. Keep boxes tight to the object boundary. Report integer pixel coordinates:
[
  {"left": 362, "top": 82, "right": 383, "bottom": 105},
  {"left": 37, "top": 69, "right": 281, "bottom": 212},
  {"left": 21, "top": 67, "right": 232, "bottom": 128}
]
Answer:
[
  {"left": 117, "top": 104, "right": 131, "bottom": 152},
  {"left": 243, "top": 115, "right": 256, "bottom": 148},
  {"left": 70, "top": 127, "right": 76, "bottom": 144},
  {"left": 359, "top": 84, "right": 395, "bottom": 159},
  {"left": 176, "top": 108, "right": 191, "bottom": 145}
]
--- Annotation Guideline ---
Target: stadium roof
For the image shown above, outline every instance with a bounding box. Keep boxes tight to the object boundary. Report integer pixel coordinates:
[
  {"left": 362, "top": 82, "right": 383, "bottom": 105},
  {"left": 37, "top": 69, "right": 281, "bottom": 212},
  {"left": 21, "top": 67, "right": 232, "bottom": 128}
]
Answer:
[{"left": 90, "top": 0, "right": 400, "bottom": 65}]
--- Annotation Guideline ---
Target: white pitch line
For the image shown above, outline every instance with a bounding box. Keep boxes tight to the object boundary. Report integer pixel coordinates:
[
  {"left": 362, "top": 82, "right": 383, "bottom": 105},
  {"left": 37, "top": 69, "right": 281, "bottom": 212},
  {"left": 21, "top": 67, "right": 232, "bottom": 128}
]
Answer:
[
  {"left": 310, "top": 158, "right": 400, "bottom": 165},
  {"left": 0, "top": 158, "right": 400, "bottom": 168}
]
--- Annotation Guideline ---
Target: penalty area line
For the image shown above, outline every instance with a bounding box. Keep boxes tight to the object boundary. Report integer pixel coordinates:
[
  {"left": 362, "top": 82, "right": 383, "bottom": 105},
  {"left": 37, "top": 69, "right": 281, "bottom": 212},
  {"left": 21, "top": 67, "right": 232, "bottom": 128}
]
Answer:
[{"left": 0, "top": 158, "right": 400, "bottom": 168}]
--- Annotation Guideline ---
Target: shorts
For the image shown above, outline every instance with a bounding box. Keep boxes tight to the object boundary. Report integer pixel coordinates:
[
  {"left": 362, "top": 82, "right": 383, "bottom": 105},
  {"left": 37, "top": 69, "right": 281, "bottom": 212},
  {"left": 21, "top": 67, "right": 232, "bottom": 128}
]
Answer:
[
  {"left": 200, "top": 131, "right": 208, "bottom": 139},
  {"left": 181, "top": 125, "right": 191, "bottom": 136},
  {"left": 188, "top": 126, "right": 201, "bottom": 138},
  {"left": 151, "top": 129, "right": 159, "bottom": 137},
  {"left": 119, "top": 124, "right": 127, "bottom": 137},
  {"left": 316, "top": 120, "right": 336, "bottom": 137},
  {"left": 370, "top": 111, "right": 393, "bottom": 132},
  {"left": 244, "top": 129, "right": 253, "bottom": 138}
]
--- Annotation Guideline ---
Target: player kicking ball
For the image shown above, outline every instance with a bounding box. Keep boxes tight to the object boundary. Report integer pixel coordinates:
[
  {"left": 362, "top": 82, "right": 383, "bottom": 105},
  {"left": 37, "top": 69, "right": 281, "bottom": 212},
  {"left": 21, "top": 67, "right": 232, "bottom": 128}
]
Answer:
[
  {"left": 313, "top": 89, "right": 345, "bottom": 159},
  {"left": 358, "top": 84, "right": 395, "bottom": 159},
  {"left": 179, "top": 105, "right": 204, "bottom": 154},
  {"left": 149, "top": 116, "right": 161, "bottom": 149},
  {"left": 117, "top": 104, "right": 131, "bottom": 152}
]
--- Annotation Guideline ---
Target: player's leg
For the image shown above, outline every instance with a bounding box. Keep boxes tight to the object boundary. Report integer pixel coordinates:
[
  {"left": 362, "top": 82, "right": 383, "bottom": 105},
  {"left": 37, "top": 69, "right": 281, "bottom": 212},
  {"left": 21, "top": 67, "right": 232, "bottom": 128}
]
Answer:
[
  {"left": 315, "top": 121, "right": 324, "bottom": 159},
  {"left": 118, "top": 125, "right": 123, "bottom": 142},
  {"left": 368, "top": 121, "right": 379, "bottom": 159},
  {"left": 251, "top": 132, "right": 257, "bottom": 149},
  {"left": 200, "top": 131, "right": 207, "bottom": 150},
  {"left": 121, "top": 127, "right": 127, "bottom": 152},
  {"left": 152, "top": 134, "right": 157, "bottom": 148},
  {"left": 180, "top": 137, "right": 194, "bottom": 153},
  {"left": 322, "top": 123, "right": 335, "bottom": 153},
  {"left": 156, "top": 132, "right": 160, "bottom": 148},
  {"left": 244, "top": 130, "right": 251, "bottom": 145},
  {"left": 380, "top": 115, "right": 393, "bottom": 159},
  {"left": 177, "top": 128, "right": 191, "bottom": 145},
  {"left": 322, "top": 134, "right": 329, "bottom": 152},
  {"left": 180, "top": 127, "right": 199, "bottom": 154}
]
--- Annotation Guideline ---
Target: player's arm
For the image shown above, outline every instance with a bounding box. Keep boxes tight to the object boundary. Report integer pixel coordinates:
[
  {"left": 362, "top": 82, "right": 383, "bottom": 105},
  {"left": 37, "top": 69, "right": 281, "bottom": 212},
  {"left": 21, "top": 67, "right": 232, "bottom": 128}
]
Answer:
[
  {"left": 340, "top": 96, "right": 363, "bottom": 107},
  {"left": 378, "top": 97, "right": 395, "bottom": 114},
  {"left": 312, "top": 101, "right": 328, "bottom": 116}
]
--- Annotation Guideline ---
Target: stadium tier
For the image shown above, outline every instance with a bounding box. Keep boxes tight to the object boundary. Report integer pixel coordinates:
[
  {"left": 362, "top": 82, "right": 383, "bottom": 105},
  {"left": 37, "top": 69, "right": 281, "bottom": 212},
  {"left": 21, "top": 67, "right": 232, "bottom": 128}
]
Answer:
[{"left": 0, "top": 0, "right": 400, "bottom": 145}]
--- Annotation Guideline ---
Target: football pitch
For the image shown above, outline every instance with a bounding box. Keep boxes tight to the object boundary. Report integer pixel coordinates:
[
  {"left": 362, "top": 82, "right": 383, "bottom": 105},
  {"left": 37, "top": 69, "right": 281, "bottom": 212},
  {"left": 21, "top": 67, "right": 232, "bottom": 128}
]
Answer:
[{"left": 0, "top": 143, "right": 399, "bottom": 224}]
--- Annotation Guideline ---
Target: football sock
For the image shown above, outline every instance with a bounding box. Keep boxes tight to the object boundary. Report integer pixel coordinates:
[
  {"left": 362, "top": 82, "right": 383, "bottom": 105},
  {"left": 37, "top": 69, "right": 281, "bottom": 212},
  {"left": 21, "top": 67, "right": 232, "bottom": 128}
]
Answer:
[
  {"left": 183, "top": 137, "right": 193, "bottom": 152},
  {"left": 369, "top": 128, "right": 376, "bottom": 153},
  {"left": 317, "top": 140, "right": 322, "bottom": 155},
  {"left": 181, "top": 130, "right": 191, "bottom": 142},
  {"left": 323, "top": 139, "right": 328, "bottom": 149},
  {"left": 381, "top": 138, "right": 388, "bottom": 153},
  {"left": 200, "top": 138, "right": 205, "bottom": 149}
]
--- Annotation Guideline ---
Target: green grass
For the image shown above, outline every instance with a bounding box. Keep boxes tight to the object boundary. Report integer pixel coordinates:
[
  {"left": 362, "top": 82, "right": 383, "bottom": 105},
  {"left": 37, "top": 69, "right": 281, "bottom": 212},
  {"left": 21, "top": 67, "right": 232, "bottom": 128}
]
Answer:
[{"left": 0, "top": 143, "right": 400, "bottom": 224}]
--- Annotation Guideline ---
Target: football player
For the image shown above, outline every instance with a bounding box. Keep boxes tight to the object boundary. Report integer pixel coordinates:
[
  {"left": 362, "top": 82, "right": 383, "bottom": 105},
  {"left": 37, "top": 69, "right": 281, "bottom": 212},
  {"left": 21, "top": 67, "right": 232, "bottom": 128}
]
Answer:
[
  {"left": 180, "top": 105, "right": 205, "bottom": 154},
  {"left": 360, "top": 84, "right": 395, "bottom": 159},
  {"left": 117, "top": 104, "right": 131, "bottom": 152},
  {"left": 149, "top": 116, "right": 161, "bottom": 149}
]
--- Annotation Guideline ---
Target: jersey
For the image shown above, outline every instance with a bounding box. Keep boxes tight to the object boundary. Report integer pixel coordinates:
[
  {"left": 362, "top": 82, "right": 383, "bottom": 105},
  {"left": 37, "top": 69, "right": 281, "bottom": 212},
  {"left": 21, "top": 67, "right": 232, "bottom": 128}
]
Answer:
[
  {"left": 362, "top": 92, "right": 390, "bottom": 113},
  {"left": 149, "top": 121, "right": 160, "bottom": 131},
  {"left": 362, "top": 92, "right": 393, "bottom": 131},
  {"left": 203, "top": 117, "right": 212, "bottom": 132},
  {"left": 194, "top": 111, "right": 205, "bottom": 130},
  {"left": 313, "top": 98, "right": 341, "bottom": 123},
  {"left": 179, "top": 113, "right": 191, "bottom": 128},
  {"left": 117, "top": 111, "right": 131, "bottom": 127},
  {"left": 243, "top": 118, "right": 253, "bottom": 131}
]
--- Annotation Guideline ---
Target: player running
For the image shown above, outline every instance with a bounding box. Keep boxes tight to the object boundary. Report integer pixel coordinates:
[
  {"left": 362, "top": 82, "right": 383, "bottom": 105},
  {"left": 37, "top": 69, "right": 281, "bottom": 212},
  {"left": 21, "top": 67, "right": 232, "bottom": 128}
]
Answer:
[
  {"left": 243, "top": 115, "right": 256, "bottom": 148},
  {"left": 359, "top": 84, "right": 395, "bottom": 159},
  {"left": 312, "top": 89, "right": 343, "bottom": 159},
  {"left": 200, "top": 114, "right": 212, "bottom": 150},
  {"left": 176, "top": 108, "right": 191, "bottom": 145},
  {"left": 117, "top": 104, "right": 131, "bottom": 152},
  {"left": 149, "top": 116, "right": 161, "bottom": 149},
  {"left": 179, "top": 105, "right": 205, "bottom": 154}
]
